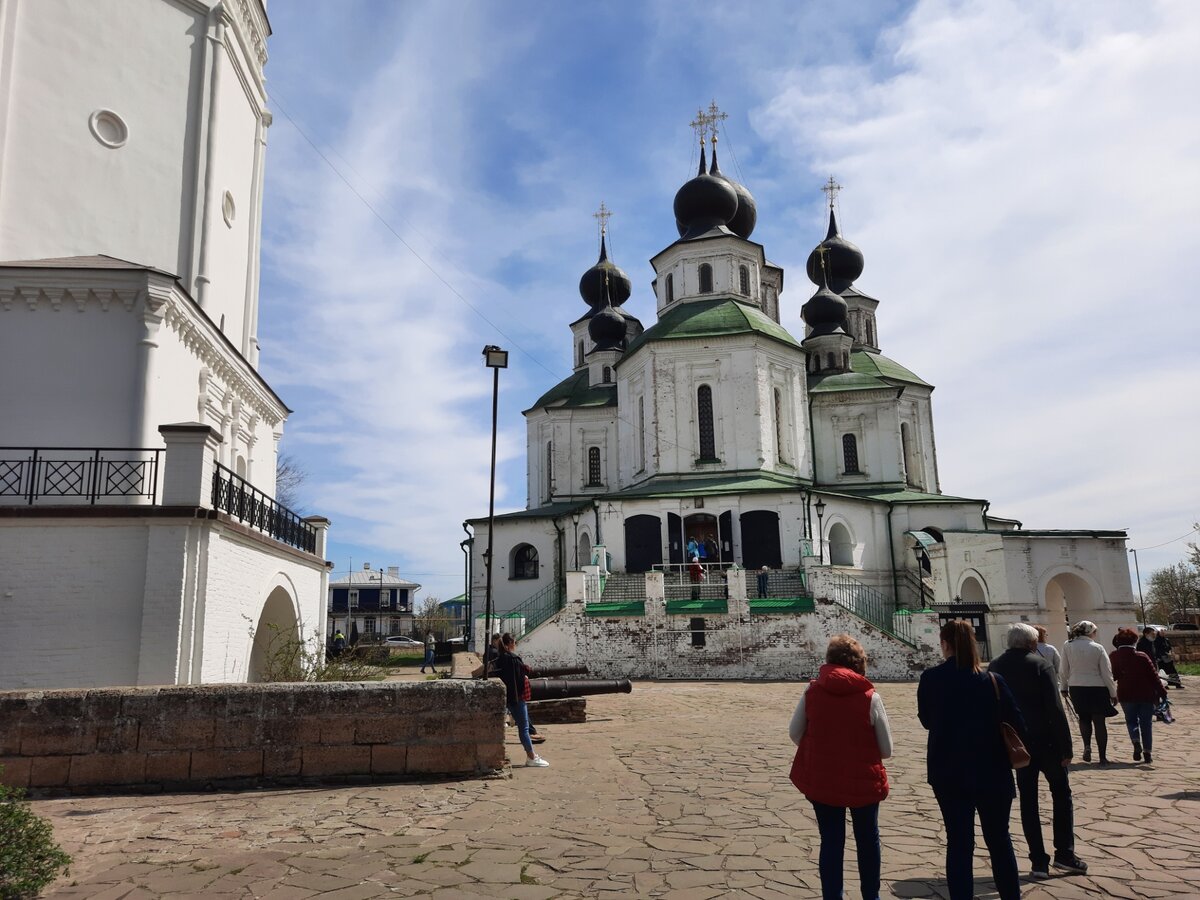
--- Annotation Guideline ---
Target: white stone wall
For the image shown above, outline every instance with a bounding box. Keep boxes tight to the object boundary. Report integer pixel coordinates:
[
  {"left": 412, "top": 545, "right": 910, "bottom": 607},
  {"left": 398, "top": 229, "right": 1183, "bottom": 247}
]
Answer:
[{"left": 516, "top": 571, "right": 942, "bottom": 681}]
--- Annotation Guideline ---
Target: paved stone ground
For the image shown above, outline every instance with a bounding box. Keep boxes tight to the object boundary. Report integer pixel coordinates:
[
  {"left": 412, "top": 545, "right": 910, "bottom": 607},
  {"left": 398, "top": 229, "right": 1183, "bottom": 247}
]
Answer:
[{"left": 31, "top": 677, "right": 1200, "bottom": 898}]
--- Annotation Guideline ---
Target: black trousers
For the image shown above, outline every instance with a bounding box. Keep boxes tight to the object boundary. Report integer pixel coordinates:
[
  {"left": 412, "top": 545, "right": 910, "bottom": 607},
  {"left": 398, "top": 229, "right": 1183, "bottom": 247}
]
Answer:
[{"left": 1016, "top": 752, "right": 1074, "bottom": 869}]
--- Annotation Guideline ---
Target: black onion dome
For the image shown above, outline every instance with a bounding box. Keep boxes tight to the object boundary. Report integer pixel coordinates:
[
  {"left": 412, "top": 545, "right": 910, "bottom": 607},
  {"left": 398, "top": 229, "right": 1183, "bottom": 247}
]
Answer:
[
  {"left": 805, "top": 208, "right": 864, "bottom": 293},
  {"left": 801, "top": 278, "right": 849, "bottom": 338},
  {"left": 578, "top": 234, "right": 632, "bottom": 309},
  {"left": 673, "top": 144, "right": 738, "bottom": 240},
  {"left": 708, "top": 146, "right": 757, "bottom": 239},
  {"left": 588, "top": 277, "right": 627, "bottom": 351}
]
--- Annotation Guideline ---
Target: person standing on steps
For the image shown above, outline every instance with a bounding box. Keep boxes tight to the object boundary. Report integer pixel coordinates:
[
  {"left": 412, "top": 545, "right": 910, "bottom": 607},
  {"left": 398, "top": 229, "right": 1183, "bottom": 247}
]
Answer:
[
  {"left": 989, "top": 624, "right": 1087, "bottom": 880},
  {"left": 689, "top": 555, "right": 705, "bottom": 602},
  {"left": 757, "top": 566, "right": 771, "bottom": 599},
  {"left": 1060, "top": 621, "right": 1117, "bottom": 764}
]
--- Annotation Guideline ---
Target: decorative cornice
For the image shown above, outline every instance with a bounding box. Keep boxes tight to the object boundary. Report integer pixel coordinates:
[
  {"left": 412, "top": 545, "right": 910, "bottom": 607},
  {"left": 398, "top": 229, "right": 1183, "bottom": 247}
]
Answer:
[{"left": 230, "top": 0, "right": 268, "bottom": 70}]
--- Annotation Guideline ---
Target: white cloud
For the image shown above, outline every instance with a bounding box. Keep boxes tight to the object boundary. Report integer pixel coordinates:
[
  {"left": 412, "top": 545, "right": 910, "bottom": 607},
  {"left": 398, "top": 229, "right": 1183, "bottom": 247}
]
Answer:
[{"left": 753, "top": 0, "right": 1200, "bottom": 574}]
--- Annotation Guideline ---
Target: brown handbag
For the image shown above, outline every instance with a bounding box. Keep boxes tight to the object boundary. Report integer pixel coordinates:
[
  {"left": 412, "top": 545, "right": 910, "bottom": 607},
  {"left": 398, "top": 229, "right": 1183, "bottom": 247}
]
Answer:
[{"left": 990, "top": 673, "right": 1031, "bottom": 769}]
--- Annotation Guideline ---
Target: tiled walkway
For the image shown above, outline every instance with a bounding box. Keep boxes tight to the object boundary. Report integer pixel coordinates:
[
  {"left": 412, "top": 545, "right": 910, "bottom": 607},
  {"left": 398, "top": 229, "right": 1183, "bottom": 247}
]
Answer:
[{"left": 34, "top": 677, "right": 1200, "bottom": 898}]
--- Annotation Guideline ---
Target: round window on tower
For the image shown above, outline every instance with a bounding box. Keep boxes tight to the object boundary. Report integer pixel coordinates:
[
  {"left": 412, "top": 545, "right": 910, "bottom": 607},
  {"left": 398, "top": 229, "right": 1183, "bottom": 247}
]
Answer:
[
  {"left": 88, "top": 109, "right": 128, "bottom": 149},
  {"left": 222, "top": 191, "right": 236, "bottom": 227}
]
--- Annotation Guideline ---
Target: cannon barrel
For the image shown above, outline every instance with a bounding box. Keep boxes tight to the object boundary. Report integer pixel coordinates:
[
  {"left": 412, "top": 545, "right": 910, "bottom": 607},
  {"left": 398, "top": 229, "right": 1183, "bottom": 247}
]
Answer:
[
  {"left": 531, "top": 665, "right": 589, "bottom": 678},
  {"left": 527, "top": 678, "right": 632, "bottom": 701}
]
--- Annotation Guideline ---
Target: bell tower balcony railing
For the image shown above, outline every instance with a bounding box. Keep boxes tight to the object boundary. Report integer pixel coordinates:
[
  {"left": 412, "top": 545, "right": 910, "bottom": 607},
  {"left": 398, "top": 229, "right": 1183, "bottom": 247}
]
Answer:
[
  {"left": 211, "top": 462, "right": 317, "bottom": 554},
  {"left": 0, "top": 447, "right": 161, "bottom": 505}
]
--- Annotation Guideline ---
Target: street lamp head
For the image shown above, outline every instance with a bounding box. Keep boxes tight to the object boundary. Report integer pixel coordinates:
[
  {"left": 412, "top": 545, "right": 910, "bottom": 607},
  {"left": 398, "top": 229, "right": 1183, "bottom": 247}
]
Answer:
[
  {"left": 572, "top": 511, "right": 581, "bottom": 526},
  {"left": 483, "top": 345, "right": 509, "bottom": 369},
  {"left": 815, "top": 498, "right": 827, "bottom": 516}
]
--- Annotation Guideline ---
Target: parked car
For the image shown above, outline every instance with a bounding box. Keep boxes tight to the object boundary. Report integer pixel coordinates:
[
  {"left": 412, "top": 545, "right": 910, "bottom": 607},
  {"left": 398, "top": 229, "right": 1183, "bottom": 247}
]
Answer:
[{"left": 383, "top": 635, "right": 422, "bottom": 649}]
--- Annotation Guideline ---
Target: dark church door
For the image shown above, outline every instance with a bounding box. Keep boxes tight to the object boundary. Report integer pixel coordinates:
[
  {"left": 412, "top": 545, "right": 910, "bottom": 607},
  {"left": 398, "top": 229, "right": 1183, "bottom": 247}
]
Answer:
[
  {"left": 624, "top": 515, "right": 663, "bottom": 573},
  {"left": 740, "top": 510, "right": 782, "bottom": 569},
  {"left": 667, "top": 513, "right": 683, "bottom": 566}
]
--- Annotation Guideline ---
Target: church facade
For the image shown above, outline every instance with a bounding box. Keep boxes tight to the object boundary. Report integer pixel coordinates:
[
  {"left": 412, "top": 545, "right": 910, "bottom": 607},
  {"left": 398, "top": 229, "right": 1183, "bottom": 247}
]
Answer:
[
  {"left": 0, "top": 0, "right": 330, "bottom": 689},
  {"left": 467, "top": 125, "right": 1134, "bottom": 662}
]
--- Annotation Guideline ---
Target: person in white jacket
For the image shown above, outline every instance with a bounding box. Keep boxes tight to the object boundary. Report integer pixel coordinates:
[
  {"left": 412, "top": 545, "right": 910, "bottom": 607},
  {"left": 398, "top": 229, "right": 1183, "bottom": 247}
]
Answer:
[{"left": 1060, "top": 621, "right": 1118, "bottom": 764}]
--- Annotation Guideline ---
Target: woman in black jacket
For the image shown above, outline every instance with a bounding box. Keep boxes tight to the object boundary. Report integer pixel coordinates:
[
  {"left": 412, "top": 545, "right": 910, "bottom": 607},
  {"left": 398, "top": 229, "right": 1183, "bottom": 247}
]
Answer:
[
  {"left": 496, "top": 633, "right": 550, "bottom": 768},
  {"left": 918, "top": 620, "right": 1026, "bottom": 900}
]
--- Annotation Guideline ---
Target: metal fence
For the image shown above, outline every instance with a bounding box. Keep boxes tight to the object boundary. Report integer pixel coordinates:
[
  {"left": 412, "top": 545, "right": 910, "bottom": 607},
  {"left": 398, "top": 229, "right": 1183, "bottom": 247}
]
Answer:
[
  {"left": 508, "top": 579, "right": 566, "bottom": 640},
  {"left": 825, "top": 571, "right": 915, "bottom": 646},
  {"left": 598, "top": 572, "right": 648, "bottom": 602},
  {"left": 0, "top": 447, "right": 161, "bottom": 505},
  {"left": 211, "top": 463, "right": 317, "bottom": 553},
  {"left": 745, "top": 568, "right": 809, "bottom": 599},
  {"left": 663, "top": 564, "right": 729, "bottom": 602}
]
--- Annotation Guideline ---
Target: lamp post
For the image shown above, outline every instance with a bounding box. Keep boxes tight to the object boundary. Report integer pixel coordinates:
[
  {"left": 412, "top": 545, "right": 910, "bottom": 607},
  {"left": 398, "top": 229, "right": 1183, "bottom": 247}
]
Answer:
[
  {"left": 572, "top": 510, "right": 581, "bottom": 570},
  {"left": 380, "top": 567, "right": 385, "bottom": 639},
  {"left": 1130, "top": 547, "right": 1147, "bottom": 626},
  {"left": 815, "top": 498, "right": 827, "bottom": 564},
  {"left": 482, "top": 345, "right": 508, "bottom": 675}
]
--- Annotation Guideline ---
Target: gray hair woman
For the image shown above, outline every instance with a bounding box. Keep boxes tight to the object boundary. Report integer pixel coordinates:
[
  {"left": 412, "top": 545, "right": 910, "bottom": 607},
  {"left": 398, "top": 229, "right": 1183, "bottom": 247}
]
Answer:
[{"left": 1060, "top": 621, "right": 1118, "bottom": 764}]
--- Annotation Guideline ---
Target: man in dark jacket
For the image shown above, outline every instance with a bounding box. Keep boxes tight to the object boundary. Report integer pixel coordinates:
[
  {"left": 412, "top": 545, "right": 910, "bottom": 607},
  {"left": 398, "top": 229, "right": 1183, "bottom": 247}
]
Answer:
[{"left": 990, "top": 623, "right": 1087, "bottom": 879}]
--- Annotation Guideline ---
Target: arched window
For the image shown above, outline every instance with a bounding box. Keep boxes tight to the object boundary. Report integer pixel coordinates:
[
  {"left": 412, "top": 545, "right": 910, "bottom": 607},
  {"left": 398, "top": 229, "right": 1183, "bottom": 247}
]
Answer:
[
  {"left": 826, "top": 353, "right": 836, "bottom": 370},
  {"left": 511, "top": 544, "right": 539, "bottom": 579},
  {"left": 739, "top": 265, "right": 750, "bottom": 295},
  {"left": 842, "top": 351, "right": 850, "bottom": 369},
  {"left": 773, "top": 388, "right": 785, "bottom": 464},
  {"left": 698, "top": 263, "right": 713, "bottom": 293},
  {"left": 665, "top": 273, "right": 674, "bottom": 304},
  {"left": 697, "top": 385, "right": 716, "bottom": 460},
  {"left": 602, "top": 365, "right": 611, "bottom": 383},
  {"left": 842, "top": 434, "right": 860, "bottom": 474},
  {"left": 902, "top": 422, "right": 921, "bottom": 487},
  {"left": 587, "top": 446, "right": 602, "bottom": 486},
  {"left": 865, "top": 319, "right": 874, "bottom": 346},
  {"left": 828, "top": 523, "right": 855, "bottom": 566},
  {"left": 576, "top": 341, "right": 584, "bottom": 367}
]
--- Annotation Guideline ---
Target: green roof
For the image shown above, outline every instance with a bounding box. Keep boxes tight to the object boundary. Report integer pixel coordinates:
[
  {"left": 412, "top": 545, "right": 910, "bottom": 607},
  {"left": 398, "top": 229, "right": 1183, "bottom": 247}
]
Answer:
[
  {"left": 749, "top": 596, "right": 816, "bottom": 614},
  {"left": 623, "top": 298, "right": 802, "bottom": 360},
  {"left": 526, "top": 370, "right": 617, "bottom": 413},
  {"left": 665, "top": 598, "right": 729, "bottom": 614},
  {"left": 468, "top": 500, "right": 591, "bottom": 524},
  {"left": 610, "top": 470, "right": 810, "bottom": 500},
  {"left": 809, "top": 350, "right": 931, "bottom": 394},
  {"left": 584, "top": 601, "right": 646, "bottom": 617}
]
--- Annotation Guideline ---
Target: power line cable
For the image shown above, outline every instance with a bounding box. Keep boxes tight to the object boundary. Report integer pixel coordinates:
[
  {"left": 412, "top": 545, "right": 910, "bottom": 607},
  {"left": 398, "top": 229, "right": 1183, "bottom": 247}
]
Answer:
[{"left": 1132, "top": 526, "right": 1200, "bottom": 552}]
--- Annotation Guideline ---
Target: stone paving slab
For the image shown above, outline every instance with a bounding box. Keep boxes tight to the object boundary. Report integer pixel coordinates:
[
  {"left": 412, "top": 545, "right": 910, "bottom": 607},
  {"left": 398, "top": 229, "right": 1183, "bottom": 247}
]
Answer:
[{"left": 31, "top": 677, "right": 1200, "bottom": 898}]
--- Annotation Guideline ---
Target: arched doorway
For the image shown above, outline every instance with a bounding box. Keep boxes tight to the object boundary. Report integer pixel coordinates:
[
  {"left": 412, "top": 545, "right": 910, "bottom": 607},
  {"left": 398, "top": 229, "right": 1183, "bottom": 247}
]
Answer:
[
  {"left": 248, "top": 585, "right": 301, "bottom": 682},
  {"left": 577, "top": 530, "right": 592, "bottom": 571},
  {"left": 684, "top": 513, "right": 719, "bottom": 564},
  {"left": 828, "top": 522, "right": 855, "bottom": 566},
  {"left": 740, "top": 510, "right": 782, "bottom": 569},
  {"left": 1044, "top": 571, "right": 1096, "bottom": 649},
  {"left": 960, "top": 575, "right": 987, "bottom": 605},
  {"left": 624, "top": 514, "right": 663, "bottom": 573}
]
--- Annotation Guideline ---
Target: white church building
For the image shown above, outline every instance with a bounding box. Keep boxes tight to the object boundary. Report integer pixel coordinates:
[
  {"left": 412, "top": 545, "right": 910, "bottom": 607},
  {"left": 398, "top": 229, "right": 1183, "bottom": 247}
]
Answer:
[
  {"left": 467, "top": 126, "right": 1134, "bottom": 672},
  {"left": 0, "top": 0, "right": 330, "bottom": 688}
]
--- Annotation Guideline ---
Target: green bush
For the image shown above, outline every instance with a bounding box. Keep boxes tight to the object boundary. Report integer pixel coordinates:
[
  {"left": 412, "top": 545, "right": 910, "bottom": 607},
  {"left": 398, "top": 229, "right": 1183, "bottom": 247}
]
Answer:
[{"left": 0, "top": 772, "right": 71, "bottom": 898}]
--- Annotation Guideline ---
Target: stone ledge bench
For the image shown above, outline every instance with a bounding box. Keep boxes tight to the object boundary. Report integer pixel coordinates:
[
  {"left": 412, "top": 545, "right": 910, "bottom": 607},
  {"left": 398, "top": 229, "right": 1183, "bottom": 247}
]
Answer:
[{"left": 0, "top": 680, "right": 505, "bottom": 793}]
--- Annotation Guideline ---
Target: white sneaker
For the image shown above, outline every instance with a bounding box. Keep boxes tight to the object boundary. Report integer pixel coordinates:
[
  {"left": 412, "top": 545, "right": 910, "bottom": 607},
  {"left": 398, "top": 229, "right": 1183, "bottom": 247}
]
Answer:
[{"left": 525, "top": 756, "right": 550, "bottom": 767}]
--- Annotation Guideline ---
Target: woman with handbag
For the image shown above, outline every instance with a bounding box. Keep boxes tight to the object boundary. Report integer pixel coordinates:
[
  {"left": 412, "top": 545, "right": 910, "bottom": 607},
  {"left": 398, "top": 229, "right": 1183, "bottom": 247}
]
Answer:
[
  {"left": 1110, "top": 628, "right": 1167, "bottom": 763},
  {"left": 1060, "top": 620, "right": 1118, "bottom": 764},
  {"left": 918, "top": 620, "right": 1025, "bottom": 900},
  {"left": 789, "top": 635, "right": 892, "bottom": 900}
]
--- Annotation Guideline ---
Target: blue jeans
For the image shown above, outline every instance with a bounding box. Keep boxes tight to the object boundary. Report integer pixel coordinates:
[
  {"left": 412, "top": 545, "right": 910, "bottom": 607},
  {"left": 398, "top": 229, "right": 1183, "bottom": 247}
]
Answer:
[
  {"left": 809, "top": 800, "right": 881, "bottom": 900},
  {"left": 507, "top": 701, "right": 533, "bottom": 756},
  {"left": 933, "top": 789, "right": 1020, "bottom": 900},
  {"left": 422, "top": 648, "right": 436, "bottom": 670},
  {"left": 1121, "top": 701, "right": 1154, "bottom": 753}
]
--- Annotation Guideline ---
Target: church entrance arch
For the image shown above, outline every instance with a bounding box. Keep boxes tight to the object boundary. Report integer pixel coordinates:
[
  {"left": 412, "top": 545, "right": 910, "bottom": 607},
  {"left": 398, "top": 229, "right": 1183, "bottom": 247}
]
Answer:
[
  {"left": 739, "top": 510, "right": 782, "bottom": 569},
  {"left": 1043, "top": 570, "right": 1097, "bottom": 649},
  {"left": 577, "top": 530, "right": 592, "bottom": 571},
  {"left": 247, "top": 584, "right": 301, "bottom": 682},
  {"left": 960, "top": 574, "right": 987, "bottom": 605},
  {"left": 624, "top": 515, "right": 663, "bottom": 573},
  {"left": 828, "top": 522, "right": 855, "bottom": 566},
  {"left": 684, "top": 513, "right": 719, "bottom": 564}
]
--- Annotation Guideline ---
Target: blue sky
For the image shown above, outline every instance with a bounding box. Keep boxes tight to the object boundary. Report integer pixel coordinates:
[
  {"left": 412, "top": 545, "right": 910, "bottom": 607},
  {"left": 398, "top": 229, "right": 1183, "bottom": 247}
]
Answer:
[{"left": 256, "top": 0, "right": 1199, "bottom": 606}]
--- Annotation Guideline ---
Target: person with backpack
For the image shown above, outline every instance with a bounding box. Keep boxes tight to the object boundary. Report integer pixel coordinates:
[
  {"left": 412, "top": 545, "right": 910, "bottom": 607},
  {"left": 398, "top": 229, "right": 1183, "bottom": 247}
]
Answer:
[{"left": 789, "top": 635, "right": 892, "bottom": 900}]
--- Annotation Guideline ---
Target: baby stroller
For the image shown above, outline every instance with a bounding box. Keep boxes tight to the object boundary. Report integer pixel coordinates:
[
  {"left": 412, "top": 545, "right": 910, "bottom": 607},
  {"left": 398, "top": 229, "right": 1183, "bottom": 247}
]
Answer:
[{"left": 1156, "top": 669, "right": 1176, "bottom": 724}]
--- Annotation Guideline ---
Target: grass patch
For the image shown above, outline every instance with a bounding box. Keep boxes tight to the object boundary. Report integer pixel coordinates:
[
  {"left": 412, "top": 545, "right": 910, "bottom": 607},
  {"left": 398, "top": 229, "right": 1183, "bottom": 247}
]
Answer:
[
  {"left": 411, "top": 852, "right": 429, "bottom": 865},
  {"left": 384, "top": 653, "right": 423, "bottom": 667},
  {"left": 1176, "top": 662, "right": 1200, "bottom": 676},
  {"left": 520, "top": 863, "right": 539, "bottom": 885}
]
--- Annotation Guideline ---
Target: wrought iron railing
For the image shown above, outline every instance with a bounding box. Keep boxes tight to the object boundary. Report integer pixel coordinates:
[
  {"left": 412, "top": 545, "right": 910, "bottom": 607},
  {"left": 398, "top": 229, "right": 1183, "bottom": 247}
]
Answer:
[
  {"left": 895, "top": 569, "right": 937, "bottom": 610},
  {"left": 508, "top": 579, "right": 566, "bottom": 641},
  {"left": 745, "top": 568, "right": 809, "bottom": 599},
  {"left": 598, "top": 571, "right": 648, "bottom": 602},
  {"left": 826, "top": 571, "right": 915, "bottom": 646},
  {"left": 0, "top": 447, "right": 161, "bottom": 505},
  {"left": 211, "top": 463, "right": 317, "bottom": 553},
  {"left": 664, "top": 564, "right": 729, "bottom": 602}
]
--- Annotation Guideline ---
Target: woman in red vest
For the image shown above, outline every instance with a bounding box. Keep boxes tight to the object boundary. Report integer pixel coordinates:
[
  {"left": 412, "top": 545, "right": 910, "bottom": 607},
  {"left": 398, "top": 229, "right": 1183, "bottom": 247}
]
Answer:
[{"left": 790, "top": 635, "right": 892, "bottom": 900}]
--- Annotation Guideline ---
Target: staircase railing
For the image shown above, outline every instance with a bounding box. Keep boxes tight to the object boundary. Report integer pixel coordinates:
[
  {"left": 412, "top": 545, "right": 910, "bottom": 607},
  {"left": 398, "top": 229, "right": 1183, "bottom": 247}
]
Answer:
[
  {"left": 825, "top": 571, "right": 915, "bottom": 646},
  {"left": 895, "top": 569, "right": 937, "bottom": 610},
  {"left": 508, "top": 579, "right": 566, "bottom": 641}
]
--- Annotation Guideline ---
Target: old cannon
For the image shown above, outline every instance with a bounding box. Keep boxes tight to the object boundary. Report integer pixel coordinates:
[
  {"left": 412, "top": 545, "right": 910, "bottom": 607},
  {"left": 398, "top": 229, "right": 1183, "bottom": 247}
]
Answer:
[
  {"left": 527, "top": 678, "right": 632, "bottom": 701},
  {"left": 530, "top": 665, "right": 589, "bottom": 678}
]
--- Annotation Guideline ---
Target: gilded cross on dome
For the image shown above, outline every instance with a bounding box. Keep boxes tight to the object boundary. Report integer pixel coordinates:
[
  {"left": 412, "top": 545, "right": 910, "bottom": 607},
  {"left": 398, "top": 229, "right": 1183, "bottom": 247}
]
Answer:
[
  {"left": 593, "top": 201, "right": 612, "bottom": 237},
  {"left": 689, "top": 107, "right": 709, "bottom": 144},
  {"left": 821, "top": 175, "right": 843, "bottom": 209},
  {"left": 706, "top": 100, "right": 729, "bottom": 144}
]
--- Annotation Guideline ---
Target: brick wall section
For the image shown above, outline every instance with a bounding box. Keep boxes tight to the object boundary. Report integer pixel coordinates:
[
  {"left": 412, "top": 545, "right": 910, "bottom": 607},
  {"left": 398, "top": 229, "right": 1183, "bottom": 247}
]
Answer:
[
  {"left": 1164, "top": 632, "right": 1200, "bottom": 663},
  {"left": 0, "top": 680, "right": 505, "bottom": 792}
]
